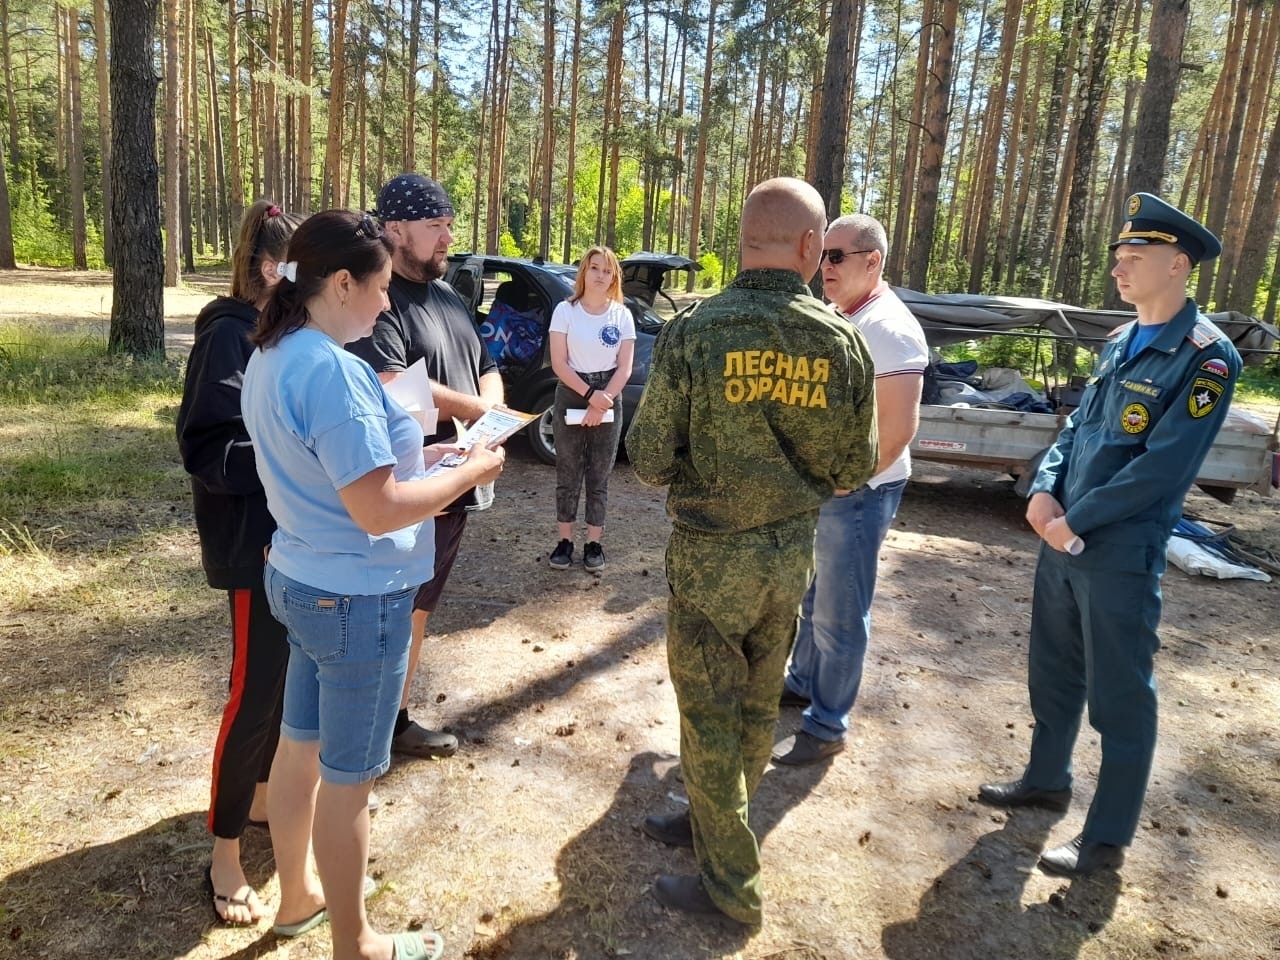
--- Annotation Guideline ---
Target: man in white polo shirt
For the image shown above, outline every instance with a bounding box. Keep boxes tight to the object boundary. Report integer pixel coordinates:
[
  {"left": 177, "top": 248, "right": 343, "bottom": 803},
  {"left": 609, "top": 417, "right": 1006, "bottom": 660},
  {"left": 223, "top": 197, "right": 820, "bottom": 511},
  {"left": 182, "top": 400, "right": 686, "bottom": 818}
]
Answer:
[{"left": 773, "top": 213, "right": 928, "bottom": 765}]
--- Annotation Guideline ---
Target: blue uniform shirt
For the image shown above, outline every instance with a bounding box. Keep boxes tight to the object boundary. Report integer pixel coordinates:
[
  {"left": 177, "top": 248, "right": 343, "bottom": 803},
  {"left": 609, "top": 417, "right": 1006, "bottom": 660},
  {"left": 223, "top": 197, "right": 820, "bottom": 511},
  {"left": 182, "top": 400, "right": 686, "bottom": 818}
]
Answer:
[{"left": 1030, "top": 299, "right": 1241, "bottom": 542}]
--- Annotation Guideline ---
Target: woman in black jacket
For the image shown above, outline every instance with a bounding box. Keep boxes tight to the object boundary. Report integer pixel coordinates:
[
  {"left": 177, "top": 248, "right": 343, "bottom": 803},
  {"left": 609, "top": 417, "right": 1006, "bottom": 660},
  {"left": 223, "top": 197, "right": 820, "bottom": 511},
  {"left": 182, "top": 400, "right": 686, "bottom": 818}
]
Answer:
[{"left": 176, "top": 199, "right": 302, "bottom": 925}]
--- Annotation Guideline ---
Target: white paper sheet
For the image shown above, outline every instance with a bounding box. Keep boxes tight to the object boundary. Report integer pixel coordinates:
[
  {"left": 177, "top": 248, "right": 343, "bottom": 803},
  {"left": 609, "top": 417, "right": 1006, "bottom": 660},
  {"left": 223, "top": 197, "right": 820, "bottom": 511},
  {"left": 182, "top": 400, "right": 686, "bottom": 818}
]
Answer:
[
  {"left": 564, "top": 408, "right": 615, "bottom": 425},
  {"left": 382, "top": 358, "right": 438, "bottom": 435}
]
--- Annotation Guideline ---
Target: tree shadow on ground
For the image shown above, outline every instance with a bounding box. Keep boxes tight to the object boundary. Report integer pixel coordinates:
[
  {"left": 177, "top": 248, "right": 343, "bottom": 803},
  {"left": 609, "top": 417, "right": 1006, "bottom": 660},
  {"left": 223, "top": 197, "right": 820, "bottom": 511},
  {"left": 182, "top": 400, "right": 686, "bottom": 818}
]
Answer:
[
  {"left": 881, "top": 813, "right": 1120, "bottom": 960},
  {"left": 464, "top": 748, "right": 832, "bottom": 959},
  {"left": 0, "top": 811, "right": 288, "bottom": 960}
]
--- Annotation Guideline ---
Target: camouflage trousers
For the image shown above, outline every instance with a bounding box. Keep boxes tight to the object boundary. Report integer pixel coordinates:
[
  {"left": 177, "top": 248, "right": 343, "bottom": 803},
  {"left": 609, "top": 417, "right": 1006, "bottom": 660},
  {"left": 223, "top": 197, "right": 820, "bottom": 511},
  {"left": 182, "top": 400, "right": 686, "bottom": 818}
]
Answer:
[{"left": 664, "top": 515, "right": 816, "bottom": 924}]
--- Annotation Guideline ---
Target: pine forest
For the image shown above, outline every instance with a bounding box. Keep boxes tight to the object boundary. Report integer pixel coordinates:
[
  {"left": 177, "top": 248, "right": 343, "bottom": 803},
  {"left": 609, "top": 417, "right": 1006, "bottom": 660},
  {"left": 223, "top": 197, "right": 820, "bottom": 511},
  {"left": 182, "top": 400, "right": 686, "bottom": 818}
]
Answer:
[{"left": 1, "top": 0, "right": 1279, "bottom": 344}]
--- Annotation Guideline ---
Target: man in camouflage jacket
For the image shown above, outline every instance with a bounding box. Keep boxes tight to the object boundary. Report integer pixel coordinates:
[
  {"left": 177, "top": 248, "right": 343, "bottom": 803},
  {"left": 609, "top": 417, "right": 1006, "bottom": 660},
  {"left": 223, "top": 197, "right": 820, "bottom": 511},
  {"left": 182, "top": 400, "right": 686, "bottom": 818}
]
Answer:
[{"left": 626, "top": 177, "right": 879, "bottom": 925}]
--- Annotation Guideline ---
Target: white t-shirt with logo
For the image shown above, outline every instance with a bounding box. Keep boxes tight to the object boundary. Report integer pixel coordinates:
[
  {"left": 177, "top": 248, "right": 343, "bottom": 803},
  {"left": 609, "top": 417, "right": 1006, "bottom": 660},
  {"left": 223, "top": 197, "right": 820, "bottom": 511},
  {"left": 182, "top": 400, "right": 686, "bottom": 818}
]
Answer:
[
  {"left": 840, "top": 284, "right": 929, "bottom": 488},
  {"left": 549, "top": 299, "right": 637, "bottom": 374}
]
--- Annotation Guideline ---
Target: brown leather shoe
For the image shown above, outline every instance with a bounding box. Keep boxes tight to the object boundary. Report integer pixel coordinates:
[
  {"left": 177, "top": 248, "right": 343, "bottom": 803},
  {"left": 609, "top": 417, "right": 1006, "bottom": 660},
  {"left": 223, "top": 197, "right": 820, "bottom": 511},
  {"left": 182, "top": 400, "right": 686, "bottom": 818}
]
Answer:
[
  {"left": 1038, "top": 834, "right": 1125, "bottom": 877},
  {"left": 642, "top": 811, "right": 693, "bottom": 848},
  {"left": 977, "top": 778, "right": 1071, "bottom": 812}
]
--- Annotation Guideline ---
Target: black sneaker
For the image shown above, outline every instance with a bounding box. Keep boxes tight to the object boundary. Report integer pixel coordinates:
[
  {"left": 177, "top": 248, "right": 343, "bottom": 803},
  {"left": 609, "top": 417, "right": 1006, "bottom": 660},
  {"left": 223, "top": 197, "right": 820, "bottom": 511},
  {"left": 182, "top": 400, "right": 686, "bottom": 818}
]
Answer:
[
  {"left": 583, "top": 541, "right": 606, "bottom": 571},
  {"left": 549, "top": 539, "right": 574, "bottom": 569}
]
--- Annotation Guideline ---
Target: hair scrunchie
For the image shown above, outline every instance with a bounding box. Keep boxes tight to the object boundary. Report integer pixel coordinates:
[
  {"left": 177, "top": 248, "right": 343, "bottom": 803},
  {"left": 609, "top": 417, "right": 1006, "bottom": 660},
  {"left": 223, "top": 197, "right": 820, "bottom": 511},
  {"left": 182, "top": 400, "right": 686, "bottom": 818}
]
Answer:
[
  {"left": 275, "top": 260, "right": 298, "bottom": 282},
  {"left": 267, "top": 205, "right": 282, "bottom": 217}
]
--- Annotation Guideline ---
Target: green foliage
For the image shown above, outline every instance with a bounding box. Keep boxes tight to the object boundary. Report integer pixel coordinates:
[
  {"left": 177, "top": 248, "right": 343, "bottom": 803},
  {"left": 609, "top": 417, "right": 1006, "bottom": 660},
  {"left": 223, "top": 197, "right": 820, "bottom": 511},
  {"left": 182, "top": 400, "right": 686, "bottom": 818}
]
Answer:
[
  {"left": 696, "top": 251, "right": 722, "bottom": 289},
  {"left": 940, "top": 331, "right": 1095, "bottom": 383},
  {"left": 8, "top": 183, "right": 106, "bottom": 269},
  {"left": 497, "top": 229, "right": 523, "bottom": 258},
  {"left": 1236, "top": 363, "right": 1280, "bottom": 407}
]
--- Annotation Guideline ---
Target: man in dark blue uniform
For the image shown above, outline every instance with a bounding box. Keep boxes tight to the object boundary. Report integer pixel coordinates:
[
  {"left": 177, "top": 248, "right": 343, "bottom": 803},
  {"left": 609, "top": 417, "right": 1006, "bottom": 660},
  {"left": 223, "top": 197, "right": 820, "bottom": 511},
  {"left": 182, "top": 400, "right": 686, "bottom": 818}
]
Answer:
[{"left": 979, "top": 193, "right": 1241, "bottom": 877}]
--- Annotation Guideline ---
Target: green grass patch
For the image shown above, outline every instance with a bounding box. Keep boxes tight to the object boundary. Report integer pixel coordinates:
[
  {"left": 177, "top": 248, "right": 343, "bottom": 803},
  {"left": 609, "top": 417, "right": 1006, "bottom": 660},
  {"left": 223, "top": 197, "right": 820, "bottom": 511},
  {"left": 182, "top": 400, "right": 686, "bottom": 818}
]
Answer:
[
  {"left": 0, "top": 326, "right": 187, "bottom": 539},
  {"left": 1236, "top": 366, "right": 1280, "bottom": 409}
]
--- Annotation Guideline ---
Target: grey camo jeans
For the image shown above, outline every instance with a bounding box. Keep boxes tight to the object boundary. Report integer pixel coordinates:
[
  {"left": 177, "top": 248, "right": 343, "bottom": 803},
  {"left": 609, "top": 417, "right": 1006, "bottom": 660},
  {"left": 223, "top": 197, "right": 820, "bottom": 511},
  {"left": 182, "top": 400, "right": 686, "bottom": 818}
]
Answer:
[{"left": 553, "top": 368, "right": 622, "bottom": 527}]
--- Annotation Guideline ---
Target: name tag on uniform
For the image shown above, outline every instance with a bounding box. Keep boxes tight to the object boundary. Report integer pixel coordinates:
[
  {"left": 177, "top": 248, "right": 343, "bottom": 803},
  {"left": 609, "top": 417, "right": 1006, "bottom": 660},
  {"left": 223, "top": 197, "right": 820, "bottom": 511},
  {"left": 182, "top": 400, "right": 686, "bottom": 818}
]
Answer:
[{"left": 1119, "top": 379, "right": 1162, "bottom": 399}]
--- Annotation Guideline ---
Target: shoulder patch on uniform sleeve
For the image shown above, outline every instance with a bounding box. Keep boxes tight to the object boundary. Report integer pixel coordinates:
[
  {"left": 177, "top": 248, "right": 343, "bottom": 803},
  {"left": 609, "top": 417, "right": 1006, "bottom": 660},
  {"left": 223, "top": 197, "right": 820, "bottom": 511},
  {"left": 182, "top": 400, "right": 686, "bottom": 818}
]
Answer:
[
  {"left": 1188, "top": 377, "right": 1224, "bottom": 418},
  {"left": 1186, "top": 321, "right": 1222, "bottom": 351},
  {"left": 1199, "top": 357, "right": 1230, "bottom": 378}
]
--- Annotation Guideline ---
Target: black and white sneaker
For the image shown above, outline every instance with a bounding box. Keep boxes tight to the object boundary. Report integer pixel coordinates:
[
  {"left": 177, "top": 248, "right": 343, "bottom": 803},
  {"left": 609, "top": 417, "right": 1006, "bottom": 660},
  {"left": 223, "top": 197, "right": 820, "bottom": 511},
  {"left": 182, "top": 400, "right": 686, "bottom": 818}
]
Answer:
[
  {"left": 583, "top": 541, "right": 606, "bottom": 571},
  {"left": 549, "top": 539, "right": 574, "bottom": 569}
]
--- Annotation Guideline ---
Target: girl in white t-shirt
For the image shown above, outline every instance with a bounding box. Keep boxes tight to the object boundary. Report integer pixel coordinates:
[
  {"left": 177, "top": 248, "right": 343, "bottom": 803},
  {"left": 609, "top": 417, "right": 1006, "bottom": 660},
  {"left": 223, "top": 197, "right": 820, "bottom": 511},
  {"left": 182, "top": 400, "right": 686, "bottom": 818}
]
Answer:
[{"left": 547, "top": 246, "right": 636, "bottom": 571}]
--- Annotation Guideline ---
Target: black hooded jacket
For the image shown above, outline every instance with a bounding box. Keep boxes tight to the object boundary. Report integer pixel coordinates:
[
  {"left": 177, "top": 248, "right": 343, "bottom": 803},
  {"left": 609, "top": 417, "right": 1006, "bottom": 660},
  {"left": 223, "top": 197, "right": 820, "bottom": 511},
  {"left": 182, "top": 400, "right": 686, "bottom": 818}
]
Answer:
[{"left": 176, "top": 296, "right": 275, "bottom": 590}]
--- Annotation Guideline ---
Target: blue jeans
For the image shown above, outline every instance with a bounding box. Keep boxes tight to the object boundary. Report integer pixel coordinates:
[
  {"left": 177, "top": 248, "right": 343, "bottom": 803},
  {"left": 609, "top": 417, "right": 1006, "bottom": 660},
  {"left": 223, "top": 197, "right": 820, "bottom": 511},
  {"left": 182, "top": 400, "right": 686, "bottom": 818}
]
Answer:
[
  {"left": 784, "top": 479, "right": 906, "bottom": 742},
  {"left": 264, "top": 564, "right": 414, "bottom": 785}
]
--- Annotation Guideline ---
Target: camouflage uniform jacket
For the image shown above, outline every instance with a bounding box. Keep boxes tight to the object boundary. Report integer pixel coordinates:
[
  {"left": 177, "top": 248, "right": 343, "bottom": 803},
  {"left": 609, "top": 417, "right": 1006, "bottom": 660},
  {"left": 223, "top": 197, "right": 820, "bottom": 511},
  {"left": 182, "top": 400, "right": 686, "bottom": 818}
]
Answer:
[{"left": 626, "top": 267, "right": 879, "bottom": 534}]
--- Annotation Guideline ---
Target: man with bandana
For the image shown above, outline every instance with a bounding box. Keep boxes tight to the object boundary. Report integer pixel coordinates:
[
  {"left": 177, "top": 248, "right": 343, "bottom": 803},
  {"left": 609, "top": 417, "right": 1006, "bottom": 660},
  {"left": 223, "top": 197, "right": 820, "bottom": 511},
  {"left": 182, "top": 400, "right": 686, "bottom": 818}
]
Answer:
[
  {"left": 979, "top": 193, "right": 1241, "bottom": 877},
  {"left": 348, "top": 174, "right": 504, "bottom": 760}
]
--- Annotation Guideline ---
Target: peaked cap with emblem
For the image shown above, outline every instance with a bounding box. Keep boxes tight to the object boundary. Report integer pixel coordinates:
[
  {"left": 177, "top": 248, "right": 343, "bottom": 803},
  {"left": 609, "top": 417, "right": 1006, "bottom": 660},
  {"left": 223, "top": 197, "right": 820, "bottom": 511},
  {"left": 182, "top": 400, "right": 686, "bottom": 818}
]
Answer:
[
  {"left": 1109, "top": 192, "right": 1221, "bottom": 264},
  {"left": 374, "top": 173, "right": 455, "bottom": 222}
]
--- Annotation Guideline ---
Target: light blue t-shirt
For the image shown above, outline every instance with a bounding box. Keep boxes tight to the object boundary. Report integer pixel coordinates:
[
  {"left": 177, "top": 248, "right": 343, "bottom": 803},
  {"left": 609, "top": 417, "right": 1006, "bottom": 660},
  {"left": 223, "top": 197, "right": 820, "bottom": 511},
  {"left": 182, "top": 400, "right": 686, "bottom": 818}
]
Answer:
[{"left": 242, "top": 326, "right": 435, "bottom": 594}]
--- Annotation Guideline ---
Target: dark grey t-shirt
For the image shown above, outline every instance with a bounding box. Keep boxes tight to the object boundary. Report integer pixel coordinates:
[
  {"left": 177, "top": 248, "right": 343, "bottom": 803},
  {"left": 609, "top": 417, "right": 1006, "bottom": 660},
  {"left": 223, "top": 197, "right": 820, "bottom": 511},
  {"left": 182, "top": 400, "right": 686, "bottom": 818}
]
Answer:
[{"left": 348, "top": 272, "right": 498, "bottom": 512}]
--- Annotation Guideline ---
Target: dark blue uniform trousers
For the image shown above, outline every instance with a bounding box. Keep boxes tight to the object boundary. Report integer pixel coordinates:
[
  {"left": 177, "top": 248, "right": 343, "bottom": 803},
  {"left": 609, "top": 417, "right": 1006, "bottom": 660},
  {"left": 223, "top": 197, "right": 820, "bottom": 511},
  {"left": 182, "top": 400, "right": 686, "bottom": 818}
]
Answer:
[{"left": 1022, "top": 537, "right": 1164, "bottom": 847}]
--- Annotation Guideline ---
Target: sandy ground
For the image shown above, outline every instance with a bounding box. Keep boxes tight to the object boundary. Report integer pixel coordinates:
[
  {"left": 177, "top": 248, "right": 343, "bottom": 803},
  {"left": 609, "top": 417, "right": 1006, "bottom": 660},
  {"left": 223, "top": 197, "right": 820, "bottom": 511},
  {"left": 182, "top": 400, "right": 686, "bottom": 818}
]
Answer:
[{"left": 0, "top": 267, "right": 1278, "bottom": 959}]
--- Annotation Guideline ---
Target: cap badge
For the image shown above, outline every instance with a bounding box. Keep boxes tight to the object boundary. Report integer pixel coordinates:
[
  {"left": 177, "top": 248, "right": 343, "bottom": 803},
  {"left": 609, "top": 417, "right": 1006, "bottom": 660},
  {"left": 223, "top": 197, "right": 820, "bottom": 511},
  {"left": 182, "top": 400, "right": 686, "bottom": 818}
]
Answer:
[{"left": 1127, "top": 195, "right": 1141, "bottom": 216}]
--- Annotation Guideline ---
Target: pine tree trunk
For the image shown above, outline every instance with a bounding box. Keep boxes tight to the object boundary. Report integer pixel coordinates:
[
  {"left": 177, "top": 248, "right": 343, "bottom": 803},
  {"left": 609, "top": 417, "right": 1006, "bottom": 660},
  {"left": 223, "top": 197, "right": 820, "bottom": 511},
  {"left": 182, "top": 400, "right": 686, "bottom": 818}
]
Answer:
[
  {"left": 538, "top": 0, "right": 554, "bottom": 259},
  {"left": 1024, "top": 0, "right": 1079, "bottom": 294},
  {"left": 997, "top": 0, "right": 1040, "bottom": 288},
  {"left": 1216, "top": 6, "right": 1278, "bottom": 309},
  {"left": 906, "top": 0, "right": 959, "bottom": 291},
  {"left": 322, "top": 0, "right": 349, "bottom": 208},
  {"left": 1058, "top": 0, "right": 1118, "bottom": 305},
  {"left": 108, "top": 0, "right": 164, "bottom": 357},
  {"left": 92, "top": 0, "right": 112, "bottom": 263},
  {"left": 1125, "top": 0, "right": 1188, "bottom": 195},
  {"left": 0, "top": 0, "right": 19, "bottom": 175},
  {"left": 204, "top": 31, "right": 228, "bottom": 253},
  {"left": 406, "top": 0, "right": 421, "bottom": 170},
  {"left": 891, "top": 0, "right": 933, "bottom": 281},
  {"left": 811, "top": 0, "right": 856, "bottom": 222},
  {"left": 65, "top": 6, "right": 87, "bottom": 269},
  {"left": 0, "top": 122, "right": 14, "bottom": 268},
  {"left": 604, "top": 5, "right": 624, "bottom": 250},
  {"left": 967, "top": 0, "right": 1021, "bottom": 291},
  {"left": 227, "top": 0, "right": 244, "bottom": 229},
  {"left": 686, "top": 0, "right": 717, "bottom": 291},
  {"left": 163, "top": 0, "right": 181, "bottom": 286},
  {"left": 562, "top": 0, "right": 581, "bottom": 262},
  {"left": 298, "top": 0, "right": 313, "bottom": 210},
  {"left": 1195, "top": 0, "right": 1252, "bottom": 307},
  {"left": 1225, "top": 111, "right": 1280, "bottom": 315}
]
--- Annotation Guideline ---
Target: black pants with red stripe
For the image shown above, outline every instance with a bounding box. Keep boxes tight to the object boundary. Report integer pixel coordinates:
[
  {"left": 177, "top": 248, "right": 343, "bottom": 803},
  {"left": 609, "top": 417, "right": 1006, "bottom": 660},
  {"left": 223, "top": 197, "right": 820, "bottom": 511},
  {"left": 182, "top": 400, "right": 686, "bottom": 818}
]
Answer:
[{"left": 208, "top": 582, "right": 289, "bottom": 839}]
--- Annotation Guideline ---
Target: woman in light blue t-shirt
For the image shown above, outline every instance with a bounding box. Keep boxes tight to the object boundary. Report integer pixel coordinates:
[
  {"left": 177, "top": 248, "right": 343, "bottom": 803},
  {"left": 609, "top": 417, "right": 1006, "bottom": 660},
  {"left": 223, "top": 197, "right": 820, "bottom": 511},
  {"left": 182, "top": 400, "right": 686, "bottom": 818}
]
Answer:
[
  {"left": 242, "top": 210, "right": 503, "bottom": 960},
  {"left": 546, "top": 245, "right": 635, "bottom": 573}
]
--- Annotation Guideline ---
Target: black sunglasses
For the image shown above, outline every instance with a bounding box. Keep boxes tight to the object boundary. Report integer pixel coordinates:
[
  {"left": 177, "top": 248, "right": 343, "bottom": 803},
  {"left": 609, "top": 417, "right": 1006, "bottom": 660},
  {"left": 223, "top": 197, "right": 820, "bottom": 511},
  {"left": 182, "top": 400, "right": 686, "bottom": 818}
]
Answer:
[
  {"left": 820, "top": 248, "right": 875, "bottom": 265},
  {"left": 355, "top": 213, "right": 383, "bottom": 239}
]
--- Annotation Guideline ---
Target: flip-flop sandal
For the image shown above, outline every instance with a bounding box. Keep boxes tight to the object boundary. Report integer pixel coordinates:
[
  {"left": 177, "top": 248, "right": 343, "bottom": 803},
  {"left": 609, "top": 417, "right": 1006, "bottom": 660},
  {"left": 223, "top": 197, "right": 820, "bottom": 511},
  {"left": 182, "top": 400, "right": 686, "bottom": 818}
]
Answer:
[
  {"left": 204, "top": 867, "right": 261, "bottom": 927},
  {"left": 390, "top": 930, "right": 445, "bottom": 960},
  {"left": 271, "top": 876, "right": 378, "bottom": 939}
]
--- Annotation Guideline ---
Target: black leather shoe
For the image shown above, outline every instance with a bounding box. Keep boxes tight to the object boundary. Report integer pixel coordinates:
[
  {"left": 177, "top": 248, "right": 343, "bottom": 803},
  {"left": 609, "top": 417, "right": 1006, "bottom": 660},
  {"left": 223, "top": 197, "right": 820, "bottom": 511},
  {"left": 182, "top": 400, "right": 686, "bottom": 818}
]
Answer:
[
  {"left": 652, "top": 874, "right": 727, "bottom": 916},
  {"left": 771, "top": 731, "right": 845, "bottom": 766},
  {"left": 1038, "top": 835, "right": 1125, "bottom": 877},
  {"left": 977, "top": 778, "right": 1071, "bottom": 812},
  {"left": 642, "top": 811, "right": 693, "bottom": 848},
  {"left": 779, "top": 686, "right": 811, "bottom": 708}
]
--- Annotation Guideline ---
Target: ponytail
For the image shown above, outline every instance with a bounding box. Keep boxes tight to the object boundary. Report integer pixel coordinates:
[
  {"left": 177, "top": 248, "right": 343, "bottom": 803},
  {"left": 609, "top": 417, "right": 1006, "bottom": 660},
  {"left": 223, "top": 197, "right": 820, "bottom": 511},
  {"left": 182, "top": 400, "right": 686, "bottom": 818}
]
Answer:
[
  {"left": 231, "top": 199, "right": 305, "bottom": 304},
  {"left": 253, "top": 209, "right": 393, "bottom": 349}
]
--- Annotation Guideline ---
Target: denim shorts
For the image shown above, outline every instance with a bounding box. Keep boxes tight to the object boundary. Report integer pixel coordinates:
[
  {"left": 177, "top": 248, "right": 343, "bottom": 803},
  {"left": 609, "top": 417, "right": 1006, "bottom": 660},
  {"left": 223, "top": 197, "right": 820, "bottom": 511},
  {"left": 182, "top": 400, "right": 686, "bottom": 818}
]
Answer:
[{"left": 264, "top": 563, "right": 414, "bottom": 785}]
